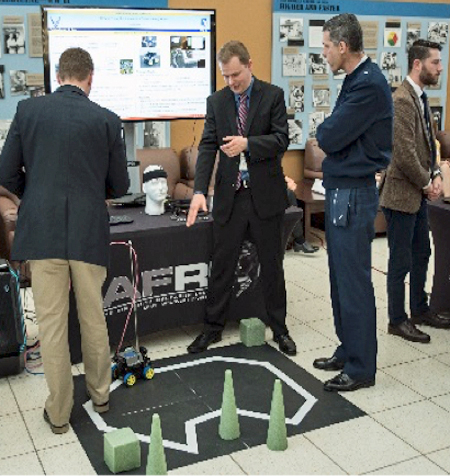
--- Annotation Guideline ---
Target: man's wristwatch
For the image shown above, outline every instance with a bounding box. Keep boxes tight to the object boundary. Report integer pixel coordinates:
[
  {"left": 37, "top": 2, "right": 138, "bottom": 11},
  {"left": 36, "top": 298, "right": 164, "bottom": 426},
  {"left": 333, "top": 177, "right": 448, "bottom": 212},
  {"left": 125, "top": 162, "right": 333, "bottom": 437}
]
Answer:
[{"left": 432, "top": 168, "right": 442, "bottom": 180}]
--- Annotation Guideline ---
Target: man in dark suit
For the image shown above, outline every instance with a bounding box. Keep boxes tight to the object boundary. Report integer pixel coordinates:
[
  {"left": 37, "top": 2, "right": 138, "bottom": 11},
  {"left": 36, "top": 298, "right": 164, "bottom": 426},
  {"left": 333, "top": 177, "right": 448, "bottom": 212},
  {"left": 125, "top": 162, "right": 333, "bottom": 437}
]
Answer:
[
  {"left": 380, "top": 40, "right": 450, "bottom": 343},
  {"left": 313, "top": 14, "right": 393, "bottom": 392},
  {"left": 0, "top": 48, "right": 129, "bottom": 433},
  {"left": 186, "top": 40, "right": 296, "bottom": 356}
]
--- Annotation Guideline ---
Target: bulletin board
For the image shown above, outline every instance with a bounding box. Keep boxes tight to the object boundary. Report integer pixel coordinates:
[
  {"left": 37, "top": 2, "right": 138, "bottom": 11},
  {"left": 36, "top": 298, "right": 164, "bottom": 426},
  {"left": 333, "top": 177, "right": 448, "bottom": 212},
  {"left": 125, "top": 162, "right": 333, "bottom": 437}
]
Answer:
[{"left": 271, "top": 0, "right": 450, "bottom": 149}]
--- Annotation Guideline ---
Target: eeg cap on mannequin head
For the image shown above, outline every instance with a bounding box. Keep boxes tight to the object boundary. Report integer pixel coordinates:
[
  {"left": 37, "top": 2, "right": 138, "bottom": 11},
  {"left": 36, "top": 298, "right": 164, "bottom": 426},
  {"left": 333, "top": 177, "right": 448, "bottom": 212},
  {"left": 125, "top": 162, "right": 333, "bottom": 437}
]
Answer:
[{"left": 142, "top": 165, "right": 168, "bottom": 216}]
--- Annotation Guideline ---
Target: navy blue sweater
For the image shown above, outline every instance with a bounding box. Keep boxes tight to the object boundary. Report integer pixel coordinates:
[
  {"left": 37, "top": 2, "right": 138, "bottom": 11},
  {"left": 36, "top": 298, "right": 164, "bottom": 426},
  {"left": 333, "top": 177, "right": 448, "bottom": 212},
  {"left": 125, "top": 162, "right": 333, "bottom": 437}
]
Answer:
[{"left": 316, "top": 58, "right": 393, "bottom": 189}]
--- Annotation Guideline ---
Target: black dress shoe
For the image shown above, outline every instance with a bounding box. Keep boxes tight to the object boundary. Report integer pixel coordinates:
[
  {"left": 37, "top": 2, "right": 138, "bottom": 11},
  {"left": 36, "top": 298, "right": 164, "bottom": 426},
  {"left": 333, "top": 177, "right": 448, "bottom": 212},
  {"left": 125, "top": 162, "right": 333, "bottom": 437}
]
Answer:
[
  {"left": 411, "top": 310, "right": 450, "bottom": 329},
  {"left": 187, "top": 330, "right": 222, "bottom": 354},
  {"left": 273, "top": 333, "right": 297, "bottom": 355},
  {"left": 388, "top": 320, "right": 430, "bottom": 343},
  {"left": 293, "top": 240, "right": 319, "bottom": 253},
  {"left": 313, "top": 355, "right": 345, "bottom": 371},
  {"left": 324, "top": 372, "right": 375, "bottom": 392}
]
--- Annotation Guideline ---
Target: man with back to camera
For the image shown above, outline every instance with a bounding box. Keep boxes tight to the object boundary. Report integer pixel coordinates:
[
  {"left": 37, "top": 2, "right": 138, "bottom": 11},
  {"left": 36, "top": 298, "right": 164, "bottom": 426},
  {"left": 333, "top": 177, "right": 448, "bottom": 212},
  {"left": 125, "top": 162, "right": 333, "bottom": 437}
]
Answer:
[
  {"left": 186, "top": 40, "right": 297, "bottom": 356},
  {"left": 380, "top": 39, "right": 450, "bottom": 343},
  {"left": 313, "top": 14, "right": 393, "bottom": 392},
  {"left": 0, "top": 47, "right": 129, "bottom": 433}
]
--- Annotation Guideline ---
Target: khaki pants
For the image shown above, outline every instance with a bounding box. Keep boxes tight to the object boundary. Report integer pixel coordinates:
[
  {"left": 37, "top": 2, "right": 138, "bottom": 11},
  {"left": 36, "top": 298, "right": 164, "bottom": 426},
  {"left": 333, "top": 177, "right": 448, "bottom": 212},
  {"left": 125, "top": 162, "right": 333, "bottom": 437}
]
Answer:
[{"left": 30, "top": 259, "right": 111, "bottom": 426}]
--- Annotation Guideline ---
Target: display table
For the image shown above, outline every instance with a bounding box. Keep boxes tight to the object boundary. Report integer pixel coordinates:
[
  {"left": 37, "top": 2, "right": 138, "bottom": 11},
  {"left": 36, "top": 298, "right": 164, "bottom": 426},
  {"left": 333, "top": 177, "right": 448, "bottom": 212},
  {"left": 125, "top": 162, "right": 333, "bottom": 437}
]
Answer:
[
  {"left": 69, "top": 206, "right": 302, "bottom": 363},
  {"left": 428, "top": 199, "right": 450, "bottom": 314}
]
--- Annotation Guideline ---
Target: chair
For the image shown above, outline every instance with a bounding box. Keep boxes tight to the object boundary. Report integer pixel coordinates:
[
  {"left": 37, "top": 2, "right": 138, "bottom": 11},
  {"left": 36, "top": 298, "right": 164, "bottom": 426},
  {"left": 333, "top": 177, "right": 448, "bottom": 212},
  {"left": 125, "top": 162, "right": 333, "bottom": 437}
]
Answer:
[
  {"left": 136, "top": 148, "right": 193, "bottom": 200},
  {"left": 0, "top": 186, "right": 31, "bottom": 285},
  {"left": 0, "top": 186, "right": 19, "bottom": 261},
  {"left": 178, "top": 146, "right": 216, "bottom": 200},
  {"left": 295, "top": 139, "right": 386, "bottom": 241}
]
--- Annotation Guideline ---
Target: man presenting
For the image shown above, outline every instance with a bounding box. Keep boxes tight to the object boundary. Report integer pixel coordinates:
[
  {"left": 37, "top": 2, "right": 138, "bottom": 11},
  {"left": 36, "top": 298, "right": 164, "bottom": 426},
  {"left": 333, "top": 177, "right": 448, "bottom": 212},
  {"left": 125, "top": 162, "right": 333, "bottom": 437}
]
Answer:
[
  {"left": 380, "top": 39, "right": 450, "bottom": 343},
  {"left": 186, "top": 40, "right": 296, "bottom": 356},
  {"left": 0, "top": 48, "right": 129, "bottom": 433},
  {"left": 313, "top": 14, "right": 393, "bottom": 391}
]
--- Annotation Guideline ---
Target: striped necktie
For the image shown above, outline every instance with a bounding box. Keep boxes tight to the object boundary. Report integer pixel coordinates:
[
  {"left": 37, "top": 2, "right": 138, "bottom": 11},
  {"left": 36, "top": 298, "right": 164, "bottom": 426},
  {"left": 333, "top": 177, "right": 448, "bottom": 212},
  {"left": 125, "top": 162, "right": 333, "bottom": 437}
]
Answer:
[
  {"left": 236, "top": 94, "right": 249, "bottom": 189},
  {"left": 237, "top": 93, "right": 248, "bottom": 135}
]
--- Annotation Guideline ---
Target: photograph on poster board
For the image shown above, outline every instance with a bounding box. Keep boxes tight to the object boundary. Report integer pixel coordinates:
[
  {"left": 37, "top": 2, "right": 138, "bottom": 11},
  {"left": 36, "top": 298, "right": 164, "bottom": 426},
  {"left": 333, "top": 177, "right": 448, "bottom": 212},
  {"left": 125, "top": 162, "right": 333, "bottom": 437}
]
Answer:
[
  {"left": 386, "top": 67, "right": 402, "bottom": 87},
  {"left": 384, "top": 20, "right": 402, "bottom": 48},
  {"left": 26, "top": 73, "right": 44, "bottom": 97},
  {"left": 288, "top": 81, "right": 305, "bottom": 113},
  {"left": 381, "top": 51, "right": 398, "bottom": 70},
  {"left": 309, "top": 53, "right": 329, "bottom": 75},
  {"left": 431, "top": 106, "right": 443, "bottom": 130},
  {"left": 309, "top": 111, "right": 325, "bottom": 139},
  {"left": 0, "top": 120, "right": 12, "bottom": 154},
  {"left": 280, "top": 17, "right": 304, "bottom": 46},
  {"left": 282, "top": 48, "right": 306, "bottom": 76},
  {"left": 27, "top": 13, "right": 43, "bottom": 58},
  {"left": 3, "top": 25, "right": 26, "bottom": 55},
  {"left": 9, "top": 69, "right": 28, "bottom": 96},
  {"left": 360, "top": 21, "right": 379, "bottom": 49},
  {"left": 428, "top": 22, "right": 448, "bottom": 45},
  {"left": 313, "top": 86, "right": 330, "bottom": 108},
  {"left": 309, "top": 19, "right": 325, "bottom": 48},
  {"left": 143, "top": 121, "right": 167, "bottom": 148},
  {"left": 288, "top": 118, "right": 303, "bottom": 145},
  {"left": 406, "top": 23, "right": 421, "bottom": 51},
  {"left": 0, "top": 65, "right": 4, "bottom": 99}
]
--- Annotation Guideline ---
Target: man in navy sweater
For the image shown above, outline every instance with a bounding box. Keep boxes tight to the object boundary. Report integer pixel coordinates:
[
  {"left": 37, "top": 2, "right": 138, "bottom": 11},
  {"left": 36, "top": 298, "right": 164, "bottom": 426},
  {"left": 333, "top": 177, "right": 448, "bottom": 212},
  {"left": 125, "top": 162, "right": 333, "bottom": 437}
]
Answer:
[{"left": 313, "top": 14, "right": 393, "bottom": 392}]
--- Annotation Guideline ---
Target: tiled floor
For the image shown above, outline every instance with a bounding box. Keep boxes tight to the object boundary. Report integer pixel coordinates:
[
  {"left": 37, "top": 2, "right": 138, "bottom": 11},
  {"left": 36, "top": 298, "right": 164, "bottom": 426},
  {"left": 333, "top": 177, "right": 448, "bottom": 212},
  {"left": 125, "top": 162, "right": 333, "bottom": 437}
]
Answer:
[{"left": 1, "top": 232, "right": 450, "bottom": 475}]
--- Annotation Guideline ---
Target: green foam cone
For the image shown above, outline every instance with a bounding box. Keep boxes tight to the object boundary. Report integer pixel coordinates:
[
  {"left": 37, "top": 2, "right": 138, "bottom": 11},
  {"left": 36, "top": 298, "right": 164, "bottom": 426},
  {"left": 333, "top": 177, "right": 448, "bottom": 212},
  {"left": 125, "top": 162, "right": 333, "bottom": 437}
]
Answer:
[
  {"left": 219, "top": 369, "right": 240, "bottom": 440},
  {"left": 266, "top": 379, "right": 288, "bottom": 451},
  {"left": 146, "top": 414, "right": 168, "bottom": 475}
]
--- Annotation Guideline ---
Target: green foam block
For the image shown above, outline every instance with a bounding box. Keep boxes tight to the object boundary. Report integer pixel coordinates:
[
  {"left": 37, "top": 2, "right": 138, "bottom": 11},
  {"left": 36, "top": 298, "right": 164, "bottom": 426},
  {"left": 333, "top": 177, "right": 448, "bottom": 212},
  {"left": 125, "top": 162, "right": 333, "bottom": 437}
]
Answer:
[
  {"left": 104, "top": 427, "right": 141, "bottom": 474},
  {"left": 240, "top": 318, "right": 266, "bottom": 347}
]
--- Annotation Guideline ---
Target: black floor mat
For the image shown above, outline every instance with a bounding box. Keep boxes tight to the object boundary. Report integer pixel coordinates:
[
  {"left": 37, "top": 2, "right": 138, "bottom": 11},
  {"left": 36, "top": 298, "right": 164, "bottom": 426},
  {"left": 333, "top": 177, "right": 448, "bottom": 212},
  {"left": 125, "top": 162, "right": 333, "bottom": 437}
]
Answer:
[{"left": 72, "top": 343, "right": 365, "bottom": 473}]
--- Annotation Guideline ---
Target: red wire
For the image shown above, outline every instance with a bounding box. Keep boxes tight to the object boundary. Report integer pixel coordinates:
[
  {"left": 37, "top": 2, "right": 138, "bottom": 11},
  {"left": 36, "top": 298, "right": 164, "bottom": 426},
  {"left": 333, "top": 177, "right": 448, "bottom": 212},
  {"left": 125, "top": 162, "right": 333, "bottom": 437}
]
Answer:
[{"left": 110, "top": 241, "right": 140, "bottom": 355}]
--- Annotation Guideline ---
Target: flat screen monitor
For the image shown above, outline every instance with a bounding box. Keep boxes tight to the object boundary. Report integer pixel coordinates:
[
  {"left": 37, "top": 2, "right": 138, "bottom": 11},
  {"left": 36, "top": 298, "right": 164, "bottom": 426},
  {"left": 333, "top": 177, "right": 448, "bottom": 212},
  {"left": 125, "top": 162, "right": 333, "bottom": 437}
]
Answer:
[{"left": 42, "top": 7, "right": 216, "bottom": 121}]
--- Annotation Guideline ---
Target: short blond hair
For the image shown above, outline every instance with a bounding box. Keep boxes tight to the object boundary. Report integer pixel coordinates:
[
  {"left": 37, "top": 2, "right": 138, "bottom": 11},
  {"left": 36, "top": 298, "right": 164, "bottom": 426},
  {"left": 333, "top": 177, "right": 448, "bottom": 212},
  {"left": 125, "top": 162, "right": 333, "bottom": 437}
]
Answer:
[{"left": 58, "top": 48, "right": 93, "bottom": 82}]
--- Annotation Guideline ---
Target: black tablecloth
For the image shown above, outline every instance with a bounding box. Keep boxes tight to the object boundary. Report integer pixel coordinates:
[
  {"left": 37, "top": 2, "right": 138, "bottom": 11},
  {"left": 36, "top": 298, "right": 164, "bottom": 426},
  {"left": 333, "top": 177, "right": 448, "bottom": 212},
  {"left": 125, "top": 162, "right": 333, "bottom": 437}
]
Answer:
[
  {"left": 69, "top": 206, "right": 302, "bottom": 363},
  {"left": 428, "top": 199, "right": 450, "bottom": 314}
]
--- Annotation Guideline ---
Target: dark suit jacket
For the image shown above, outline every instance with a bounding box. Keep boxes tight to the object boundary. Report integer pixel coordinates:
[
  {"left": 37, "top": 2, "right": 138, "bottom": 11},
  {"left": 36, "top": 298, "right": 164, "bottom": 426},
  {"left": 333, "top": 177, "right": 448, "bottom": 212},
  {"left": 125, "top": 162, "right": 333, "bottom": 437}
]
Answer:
[
  {"left": 380, "top": 79, "right": 439, "bottom": 214},
  {"left": 0, "top": 85, "right": 129, "bottom": 267},
  {"left": 194, "top": 77, "right": 289, "bottom": 224}
]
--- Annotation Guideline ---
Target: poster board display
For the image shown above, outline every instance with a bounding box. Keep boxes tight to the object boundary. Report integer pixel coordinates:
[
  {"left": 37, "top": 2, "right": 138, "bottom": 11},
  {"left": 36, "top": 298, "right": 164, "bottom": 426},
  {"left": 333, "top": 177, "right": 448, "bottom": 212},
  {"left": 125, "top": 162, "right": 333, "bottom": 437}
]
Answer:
[{"left": 272, "top": 0, "right": 450, "bottom": 149}]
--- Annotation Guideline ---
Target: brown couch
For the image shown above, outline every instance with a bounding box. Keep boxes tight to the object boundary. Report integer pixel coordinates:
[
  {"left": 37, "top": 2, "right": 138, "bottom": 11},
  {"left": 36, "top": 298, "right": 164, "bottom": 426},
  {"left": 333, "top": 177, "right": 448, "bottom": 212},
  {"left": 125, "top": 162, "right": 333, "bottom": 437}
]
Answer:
[{"left": 296, "top": 139, "right": 387, "bottom": 240}]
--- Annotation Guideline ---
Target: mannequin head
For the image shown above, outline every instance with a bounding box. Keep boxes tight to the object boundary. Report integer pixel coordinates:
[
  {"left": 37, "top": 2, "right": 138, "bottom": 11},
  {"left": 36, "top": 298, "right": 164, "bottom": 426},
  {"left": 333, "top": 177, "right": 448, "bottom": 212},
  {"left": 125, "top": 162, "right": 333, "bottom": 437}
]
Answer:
[{"left": 142, "top": 165, "right": 168, "bottom": 215}]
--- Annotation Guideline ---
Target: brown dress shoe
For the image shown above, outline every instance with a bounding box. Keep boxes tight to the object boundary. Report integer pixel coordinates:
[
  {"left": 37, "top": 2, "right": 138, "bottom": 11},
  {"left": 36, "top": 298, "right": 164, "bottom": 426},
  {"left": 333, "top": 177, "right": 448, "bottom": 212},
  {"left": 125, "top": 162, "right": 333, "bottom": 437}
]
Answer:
[
  {"left": 388, "top": 320, "right": 430, "bottom": 343},
  {"left": 43, "top": 409, "right": 69, "bottom": 435},
  {"left": 410, "top": 310, "right": 450, "bottom": 329}
]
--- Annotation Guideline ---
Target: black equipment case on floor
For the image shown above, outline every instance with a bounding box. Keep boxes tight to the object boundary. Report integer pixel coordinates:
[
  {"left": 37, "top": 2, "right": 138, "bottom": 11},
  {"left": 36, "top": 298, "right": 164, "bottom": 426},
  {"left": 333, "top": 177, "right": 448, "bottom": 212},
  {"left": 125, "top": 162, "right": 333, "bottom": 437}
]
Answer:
[{"left": 0, "top": 261, "right": 25, "bottom": 377}]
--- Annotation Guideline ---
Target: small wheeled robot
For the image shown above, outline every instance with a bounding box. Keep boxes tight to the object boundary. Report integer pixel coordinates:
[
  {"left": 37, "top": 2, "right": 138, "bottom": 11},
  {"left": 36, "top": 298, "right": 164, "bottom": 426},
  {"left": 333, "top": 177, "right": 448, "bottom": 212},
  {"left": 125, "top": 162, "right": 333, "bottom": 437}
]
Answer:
[
  {"left": 111, "top": 241, "right": 155, "bottom": 388},
  {"left": 111, "top": 346, "right": 155, "bottom": 387}
]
